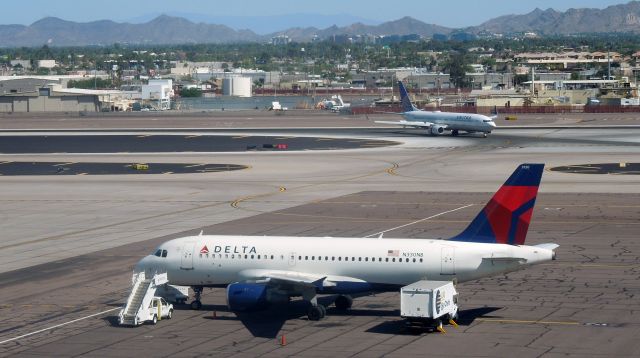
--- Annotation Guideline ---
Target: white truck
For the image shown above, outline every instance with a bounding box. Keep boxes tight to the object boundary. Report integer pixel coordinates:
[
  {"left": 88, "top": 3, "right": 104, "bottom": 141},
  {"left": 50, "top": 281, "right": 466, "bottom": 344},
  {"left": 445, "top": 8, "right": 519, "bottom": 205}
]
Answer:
[
  {"left": 119, "top": 272, "right": 179, "bottom": 326},
  {"left": 400, "top": 280, "right": 459, "bottom": 332},
  {"left": 120, "top": 296, "right": 174, "bottom": 326}
]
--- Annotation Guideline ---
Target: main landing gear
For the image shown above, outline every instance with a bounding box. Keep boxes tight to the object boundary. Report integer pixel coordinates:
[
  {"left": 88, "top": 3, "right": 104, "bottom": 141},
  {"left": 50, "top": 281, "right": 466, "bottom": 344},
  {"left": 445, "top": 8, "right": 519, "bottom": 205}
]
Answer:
[
  {"left": 451, "top": 129, "right": 459, "bottom": 137},
  {"left": 190, "top": 286, "right": 203, "bottom": 310},
  {"left": 307, "top": 295, "right": 353, "bottom": 321},
  {"left": 334, "top": 295, "right": 353, "bottom": 311}
]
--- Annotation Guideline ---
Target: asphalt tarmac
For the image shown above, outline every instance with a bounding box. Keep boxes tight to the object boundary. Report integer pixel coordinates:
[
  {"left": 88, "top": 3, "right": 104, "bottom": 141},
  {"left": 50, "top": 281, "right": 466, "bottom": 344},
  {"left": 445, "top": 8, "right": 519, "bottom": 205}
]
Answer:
[
  {"left": 0, "top": 191, "right": 638, "bottom": 357},
  {"left": 0, "top": 134, "right": 399, "bottom": 154},
  {"left": 0, "top": 162, "right": 248, "bottom": 176}
]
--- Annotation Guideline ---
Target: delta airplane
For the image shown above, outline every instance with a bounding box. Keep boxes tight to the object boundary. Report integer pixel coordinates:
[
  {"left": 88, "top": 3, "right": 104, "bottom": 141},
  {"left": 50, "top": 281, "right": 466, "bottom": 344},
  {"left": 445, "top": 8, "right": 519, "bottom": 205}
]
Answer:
[
  {"left": 135, "top": 164, "right": 557, "bottom": 321},
  {"left": 376, "top": 81, "right": 497, "bottom": 137}
]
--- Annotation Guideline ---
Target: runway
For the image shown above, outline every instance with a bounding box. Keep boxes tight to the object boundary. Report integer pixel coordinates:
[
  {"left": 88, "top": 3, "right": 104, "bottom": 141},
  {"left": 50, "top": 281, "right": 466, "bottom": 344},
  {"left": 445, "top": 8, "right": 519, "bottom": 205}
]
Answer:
[{"left": 0, "top": 112, "right": 639, "bottom": 357}]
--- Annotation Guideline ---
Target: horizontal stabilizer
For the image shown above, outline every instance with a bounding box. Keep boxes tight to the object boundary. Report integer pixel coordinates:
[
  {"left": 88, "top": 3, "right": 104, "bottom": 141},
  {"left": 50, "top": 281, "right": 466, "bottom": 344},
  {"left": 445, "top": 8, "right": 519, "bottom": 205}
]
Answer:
[{"left": 534, "top": 243, "right": 559, "bottom": 251}]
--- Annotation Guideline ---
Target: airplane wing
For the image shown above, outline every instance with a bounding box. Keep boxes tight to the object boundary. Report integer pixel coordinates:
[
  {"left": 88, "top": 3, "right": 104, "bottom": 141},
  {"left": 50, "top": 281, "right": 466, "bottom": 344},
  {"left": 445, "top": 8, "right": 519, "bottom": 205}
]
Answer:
[
  {"left": 375, "top": 120, "right": 439, "bottom": 129},
  {"left": 238, "top": 269, "right": 369, "bottom": 290}
]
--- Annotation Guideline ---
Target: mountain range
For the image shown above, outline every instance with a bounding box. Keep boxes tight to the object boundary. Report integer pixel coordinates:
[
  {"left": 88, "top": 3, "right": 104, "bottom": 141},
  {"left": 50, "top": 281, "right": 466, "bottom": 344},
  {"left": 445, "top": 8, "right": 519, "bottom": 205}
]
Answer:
[{"left": 1, "top": 1, "right": 640, "bottom": 47}]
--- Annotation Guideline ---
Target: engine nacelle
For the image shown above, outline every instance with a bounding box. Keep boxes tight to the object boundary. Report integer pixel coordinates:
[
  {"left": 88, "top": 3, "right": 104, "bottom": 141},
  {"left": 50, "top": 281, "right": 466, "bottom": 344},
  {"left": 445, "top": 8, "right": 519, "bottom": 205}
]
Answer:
[
  {"left": 226, "top": 282, "right": 268, "bottom": 311},
  {"left": 226, "top": 282, "right": 289, "bottom": 311},
  {"left": 430, "top": 125, "right": 446, "bottom": 135}
]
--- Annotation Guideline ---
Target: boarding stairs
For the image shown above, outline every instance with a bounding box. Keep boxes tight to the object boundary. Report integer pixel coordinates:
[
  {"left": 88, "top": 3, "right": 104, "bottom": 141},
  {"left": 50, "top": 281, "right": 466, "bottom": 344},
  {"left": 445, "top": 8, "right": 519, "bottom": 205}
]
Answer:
[{"left": 119, "top": 271, "right": 168, "bottom": 326}]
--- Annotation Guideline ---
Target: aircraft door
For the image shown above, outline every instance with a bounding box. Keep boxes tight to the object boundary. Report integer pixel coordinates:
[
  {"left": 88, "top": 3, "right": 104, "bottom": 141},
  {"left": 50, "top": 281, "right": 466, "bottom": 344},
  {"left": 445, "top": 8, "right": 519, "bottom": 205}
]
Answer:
[
  {"left": 180, "top": 241, "right": 196, "bottom": 270},
  {"left": 441, "top": 246, "right": 456, "bottom": 275},
  {"left": 288, "top": 252, "right": 296, "bottom": 266}
]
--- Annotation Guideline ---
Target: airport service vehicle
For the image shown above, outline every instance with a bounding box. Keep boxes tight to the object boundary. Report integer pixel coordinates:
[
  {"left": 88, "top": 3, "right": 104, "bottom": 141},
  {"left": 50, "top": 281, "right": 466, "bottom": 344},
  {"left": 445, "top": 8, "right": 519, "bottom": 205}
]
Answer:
[
  {"left": 133, "top": 163, "right": 557, "bottom": 321},
  {"left": 119, "top": 272, "right": 176, "bottom": 326},
  {"left": 376, "top": 81, "right": 497, "bottom": 137},
  {"left": 120, "top": 296, "right": 173, "bottom": 326},
  {"left": 401, "top": 281, "right": 458, "bottom": 331}
]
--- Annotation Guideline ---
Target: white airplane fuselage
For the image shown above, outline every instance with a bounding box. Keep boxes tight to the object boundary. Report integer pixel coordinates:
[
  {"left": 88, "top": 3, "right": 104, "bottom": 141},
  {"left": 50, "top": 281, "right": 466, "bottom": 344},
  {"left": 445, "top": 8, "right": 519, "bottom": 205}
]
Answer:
[
  {"left": 138, "top": 235, "right": 554, "bottom": 293},
  {"left": 403, "top": 110, "right": 497, "bottom": 133}
]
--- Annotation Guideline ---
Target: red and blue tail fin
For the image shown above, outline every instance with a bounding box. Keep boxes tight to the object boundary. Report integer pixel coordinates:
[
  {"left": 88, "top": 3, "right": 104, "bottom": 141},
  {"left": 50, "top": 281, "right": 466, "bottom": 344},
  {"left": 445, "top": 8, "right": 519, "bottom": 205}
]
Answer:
[{"left": 450, "top": 164, "right": 544, "bottom": 245}]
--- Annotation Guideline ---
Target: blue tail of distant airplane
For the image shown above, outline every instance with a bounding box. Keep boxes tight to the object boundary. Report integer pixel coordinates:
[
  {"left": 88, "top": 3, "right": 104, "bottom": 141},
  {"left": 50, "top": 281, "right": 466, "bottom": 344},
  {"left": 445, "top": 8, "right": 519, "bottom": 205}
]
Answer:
[{"left": 398, "top": 81, "right": 417, "bottom": 113}]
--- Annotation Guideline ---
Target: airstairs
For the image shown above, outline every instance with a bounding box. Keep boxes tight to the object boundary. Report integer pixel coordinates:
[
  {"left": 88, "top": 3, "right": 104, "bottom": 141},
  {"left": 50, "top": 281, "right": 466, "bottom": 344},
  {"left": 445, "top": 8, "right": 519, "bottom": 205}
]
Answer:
[{"left": 119, "top": 272, "right": 168, "bottom": 326}]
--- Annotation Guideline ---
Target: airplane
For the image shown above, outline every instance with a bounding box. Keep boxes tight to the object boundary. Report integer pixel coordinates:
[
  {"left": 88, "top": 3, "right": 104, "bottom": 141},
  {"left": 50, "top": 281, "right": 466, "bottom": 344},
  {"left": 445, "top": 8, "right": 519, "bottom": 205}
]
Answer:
[
  {"left": 135, "top": 163, "right": 557, "bottom": 321},
  {"left": 375, "top": 81, "right": 497, "bottom": 137}
]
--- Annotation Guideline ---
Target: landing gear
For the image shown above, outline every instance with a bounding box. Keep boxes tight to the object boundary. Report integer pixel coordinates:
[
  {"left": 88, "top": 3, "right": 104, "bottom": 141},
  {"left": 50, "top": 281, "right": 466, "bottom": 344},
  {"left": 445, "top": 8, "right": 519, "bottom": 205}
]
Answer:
[
  {"left": 302, "top": 287, "right": 327, "bottom": 321},
  {"left": 191, "top": 286, "right": 203, "bottom": 310},
  {"left": 307, "top": 304, "right": 327, "bottom": 321},
  {"left": 482, "top": 133, "right": 488, "bottom": 138},
  {"left": 451, "top": 130, "right": 459, "bottom": 137},
  {"left": 334, "top": 295, "right": 353, "bottom": 311}
]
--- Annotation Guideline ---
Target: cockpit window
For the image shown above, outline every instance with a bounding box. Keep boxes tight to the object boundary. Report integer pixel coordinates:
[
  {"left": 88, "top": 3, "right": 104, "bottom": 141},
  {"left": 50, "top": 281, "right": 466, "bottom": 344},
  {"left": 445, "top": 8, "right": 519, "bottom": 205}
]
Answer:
[
  {"left": 162, "top": 250, "right": 168, "bottom": 258},
  {"left": 483, "top": 119, "right": 493, "bottom": 123},
  {"left": 154, "top": 249, "right": 162, "bottom": 257}
]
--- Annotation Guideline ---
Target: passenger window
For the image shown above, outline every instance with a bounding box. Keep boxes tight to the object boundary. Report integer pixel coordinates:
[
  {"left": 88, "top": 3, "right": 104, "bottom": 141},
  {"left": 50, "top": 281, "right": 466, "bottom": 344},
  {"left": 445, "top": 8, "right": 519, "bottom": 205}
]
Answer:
[
  {"left": 332, "top": 256, "right": 335, "bottom": 261},
  {"left": 413, "top": 258, "right": 416, "bottom": 263},
  {"left": 365, "top": 257, "right": 368, "bottom": 262},
  {"left": 225, "top": 254, "right": 229, "bottom": 258},
  {"left": 420, "top": 258, "right": 423, "bottom": 263},
  {"left": 392, "top": 258, "right": 396, "bottom": 262},
  {"left": 358, "top": 257, "right": 362, "bottom": 261},
  {"left": 245, "top": 255, "right": 248, "bottom": 259},
  {"left": 385, "top": 258, "right": 389, "bottom": 262},
  {"left": 312, "top": 256, "right": 315, "bottom": 260},
  {"left": 298, "top": 256, "right": 302, "bottom": 260},
  {"left": 251, "top": 255, "right": 254, "bottom": 259},
  {"left": 338, "top": 257, "right": 342, "bottom": 261},
  {"left": 257, "top": 255, "right": 261, "bottom": 259},
  {"left": 305, "top": 256, "right": 308, "bottom": 260},
  {"left": 271, "top": 255, "right": 275, "bottom": 259},
  {"left": 351, "top": 257, "right": 355, "bottom": 261}
]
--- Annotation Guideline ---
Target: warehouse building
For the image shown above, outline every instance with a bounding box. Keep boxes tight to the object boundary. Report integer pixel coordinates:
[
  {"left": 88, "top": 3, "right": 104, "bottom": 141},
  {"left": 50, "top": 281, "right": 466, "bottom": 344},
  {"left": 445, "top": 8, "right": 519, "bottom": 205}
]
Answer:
[{"left": 0, "top": 78, "right": 100, "bottom": 113}]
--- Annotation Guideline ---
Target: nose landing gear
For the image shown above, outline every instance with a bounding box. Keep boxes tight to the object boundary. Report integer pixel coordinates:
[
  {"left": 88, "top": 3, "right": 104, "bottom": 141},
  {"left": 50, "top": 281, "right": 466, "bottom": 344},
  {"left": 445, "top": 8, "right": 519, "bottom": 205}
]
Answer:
[{"left": 190, "top": 286, "right": 203, "bottom": 310}]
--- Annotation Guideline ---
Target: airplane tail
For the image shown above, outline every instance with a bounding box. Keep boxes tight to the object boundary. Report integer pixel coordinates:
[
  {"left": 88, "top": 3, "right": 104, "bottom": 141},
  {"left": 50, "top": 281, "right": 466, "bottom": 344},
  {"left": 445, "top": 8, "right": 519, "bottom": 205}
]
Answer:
[
  {"left": 397, "top": 81, "right": 418, "bottom": 112},
  {"left": 449, "top": 164, "right": 544, "bottom": 245},
  {"left": 490, "top": 105, "right": 498, "bottom": 119}
]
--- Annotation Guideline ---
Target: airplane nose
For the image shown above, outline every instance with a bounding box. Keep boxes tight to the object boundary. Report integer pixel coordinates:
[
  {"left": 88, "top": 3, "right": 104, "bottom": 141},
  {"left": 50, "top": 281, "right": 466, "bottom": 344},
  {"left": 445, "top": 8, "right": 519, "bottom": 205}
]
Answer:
[
  {"left": 489, "top": 121, "right": 497, "bottom": 127},
  {"left": 134, "top": 255, "right": 154, "bottom": 274}
]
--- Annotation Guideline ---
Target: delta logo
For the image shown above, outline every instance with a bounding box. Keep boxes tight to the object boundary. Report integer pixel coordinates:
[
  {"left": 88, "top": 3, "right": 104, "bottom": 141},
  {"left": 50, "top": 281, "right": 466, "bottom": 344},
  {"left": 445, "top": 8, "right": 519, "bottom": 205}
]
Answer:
[
  {"left": 435, "top": 290, "right": 443, "bottom": 315},
  {"left": 200, "top": 245, "right": 209, "bottom": 254}
]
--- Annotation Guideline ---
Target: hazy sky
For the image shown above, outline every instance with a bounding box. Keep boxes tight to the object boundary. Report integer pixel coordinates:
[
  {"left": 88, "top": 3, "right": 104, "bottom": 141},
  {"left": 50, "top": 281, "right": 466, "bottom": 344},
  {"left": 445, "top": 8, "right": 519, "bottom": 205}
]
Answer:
[{"left": 1, "top": 0, "right": 629, "bottom": 28}]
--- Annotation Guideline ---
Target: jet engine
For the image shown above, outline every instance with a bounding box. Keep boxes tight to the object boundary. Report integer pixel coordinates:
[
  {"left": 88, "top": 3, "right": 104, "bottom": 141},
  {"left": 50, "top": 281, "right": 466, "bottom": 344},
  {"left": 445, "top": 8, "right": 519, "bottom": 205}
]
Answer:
[
  {"left": 226, "top": 282, "right": 288, "bottom": 311},
  {"left": 430, "top": 125, "right": 446, "bottom": 135}
]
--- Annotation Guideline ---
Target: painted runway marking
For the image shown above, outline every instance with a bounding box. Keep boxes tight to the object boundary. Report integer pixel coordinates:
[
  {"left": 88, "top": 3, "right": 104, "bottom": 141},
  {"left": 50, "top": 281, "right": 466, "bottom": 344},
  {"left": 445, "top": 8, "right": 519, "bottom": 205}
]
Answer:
[
  {"left": 185, "top": 164, "right": 207, "bottom": 168},
  {"left": 476, "top": 318, "right": 580, "bottom": 326},
  {"left": 232, "top": 135, "right": 249, "bottom": 139},
  {"left": 53, "top": 162, "right": 75, "bottom": 167},
  {"left": 0, "top": 307, "right": 119, "bottom": 345},
  {"left": 364, "top": 204, "right": 474, "bottom": 238},
  {"left": 185, "top": 135, "right": 200, "bottom": 139},
  {"left": 0, "top": 161, "right": 12, "bottom": 165}
]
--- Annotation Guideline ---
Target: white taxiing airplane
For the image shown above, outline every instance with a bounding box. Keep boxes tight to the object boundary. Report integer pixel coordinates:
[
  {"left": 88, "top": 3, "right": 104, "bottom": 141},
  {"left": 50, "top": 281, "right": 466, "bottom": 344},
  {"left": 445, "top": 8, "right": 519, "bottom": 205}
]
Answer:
[
  {"left": 135, "top": 164, "right": 557, "bottom": 321},
  {"left": 376, "top": 81, "right": 497, "bottom": 137}
]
